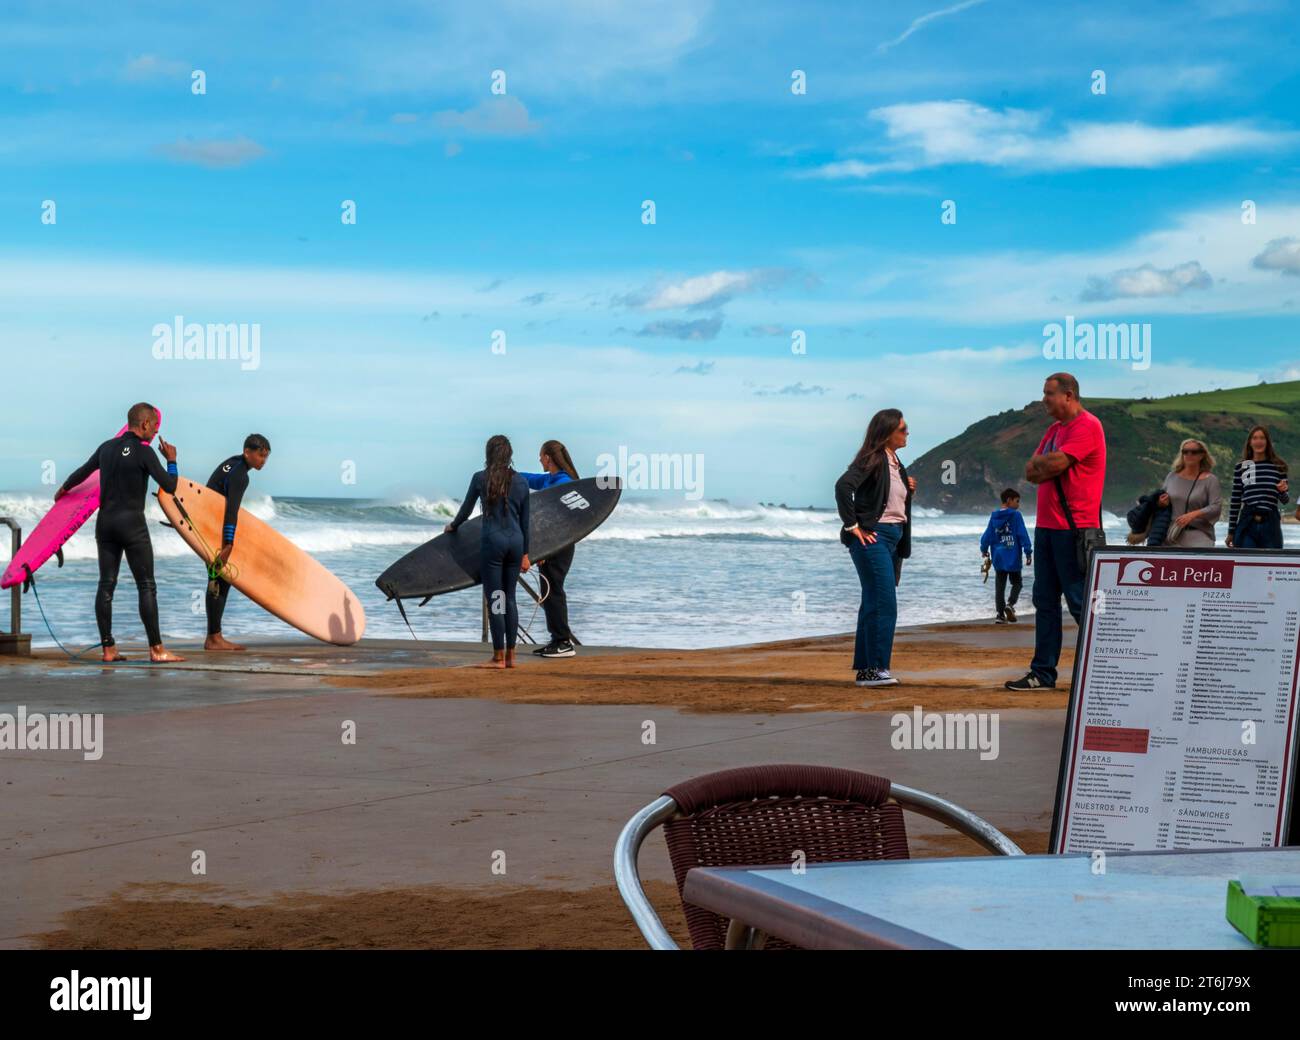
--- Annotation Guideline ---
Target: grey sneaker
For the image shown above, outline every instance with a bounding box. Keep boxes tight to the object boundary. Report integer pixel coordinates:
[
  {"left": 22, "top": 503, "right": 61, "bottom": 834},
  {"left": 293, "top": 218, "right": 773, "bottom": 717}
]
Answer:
[{"left": 1005, "top": 672, "right": 1054, "bottom": 691}]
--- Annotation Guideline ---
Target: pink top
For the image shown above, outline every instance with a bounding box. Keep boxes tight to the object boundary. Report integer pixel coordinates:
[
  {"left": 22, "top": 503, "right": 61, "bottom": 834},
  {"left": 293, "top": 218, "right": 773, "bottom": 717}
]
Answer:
[
  {"left": 1033, "top": 409, "right": 1107, "bottom": 529},
  {"left": 880, "top": 450, "right": 908, "bottom": 524}
]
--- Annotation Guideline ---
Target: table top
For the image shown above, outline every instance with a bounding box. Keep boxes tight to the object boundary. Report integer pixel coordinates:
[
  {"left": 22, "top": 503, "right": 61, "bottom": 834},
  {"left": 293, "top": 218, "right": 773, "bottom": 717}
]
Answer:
[{"left": 681, "top": 847, "right": 1300, "bottom": 950}]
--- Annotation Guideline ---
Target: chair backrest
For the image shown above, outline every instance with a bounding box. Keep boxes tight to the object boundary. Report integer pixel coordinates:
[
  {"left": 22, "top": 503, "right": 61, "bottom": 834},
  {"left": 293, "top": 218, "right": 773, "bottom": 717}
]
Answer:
[{"left": 661, "top": 764, "right": 908, "bottom": 950}]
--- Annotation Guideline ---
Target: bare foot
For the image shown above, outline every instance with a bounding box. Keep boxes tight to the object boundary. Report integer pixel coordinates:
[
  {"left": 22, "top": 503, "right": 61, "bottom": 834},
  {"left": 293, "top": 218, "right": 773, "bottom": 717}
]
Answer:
[
  {"left": 204, "top": 634, "right": 246, "bottom": 651},
  {"left": 149, "top": 646, "right": 187, "bottom": 663},
  {"left": 475, "top": 651, "right": 507, "bottom": 669},
  {"left": 505, "top": 648, "right": 517, "bottom": 668},
  {"left": 102, "top": 647, "right": 128, "bottom": 663}
]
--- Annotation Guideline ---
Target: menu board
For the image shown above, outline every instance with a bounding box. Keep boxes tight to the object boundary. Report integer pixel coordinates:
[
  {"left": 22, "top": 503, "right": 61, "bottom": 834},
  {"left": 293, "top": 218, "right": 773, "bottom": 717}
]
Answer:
[{"left": 1051, "top": 548, "right": 1300, "bottom": 854}]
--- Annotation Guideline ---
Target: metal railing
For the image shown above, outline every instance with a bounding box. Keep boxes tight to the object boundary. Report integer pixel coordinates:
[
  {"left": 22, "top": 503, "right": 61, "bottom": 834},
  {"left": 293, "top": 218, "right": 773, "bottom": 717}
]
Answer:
[{"left": 0, "top": 518, "right": 31, "bottom": 655}]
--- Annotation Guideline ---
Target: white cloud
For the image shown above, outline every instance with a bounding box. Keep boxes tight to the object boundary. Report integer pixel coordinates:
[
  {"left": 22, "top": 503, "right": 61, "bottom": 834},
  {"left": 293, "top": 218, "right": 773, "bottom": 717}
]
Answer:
[
  {"left": 634, "top": 268, "right": 790, "bottom": 310},
  {"left": 1059, "top": 120, "right": 1286, "bottom": 168},
  {"left": 675, "top": 360, "right": 715, "bottom": 375},
  {"left": 1253, "top": 237, "right": 1300, "bottom": 275},
  {"left": 123, "top": 54, "right": 187, "bottom": 81},
  {"left": 739, "top": 202, "right": 1300, "bottom": 325},
  {"left": 634, "top": 317, "right": 724, "bottom": 340},
  {"left": 880, "top": 343, "right": 1041, "bottom": 365},
  {"left": 433, "top": 96, "right": 539, "bottom": 137},
  {"left": 877, "top": 0, "right": 989, "bottom": 54},
  {"left": 1081, "top": 261, "right": 1213, "bottom": 301},
  {"left": 348, "top": 3, "right": 708, "bottom": 97},
  {"left": 803, "top": 100, "right": 1296, "bottom": 178},
  {"left": 160, "top": 136, "right": 267, "bottom": 168}
]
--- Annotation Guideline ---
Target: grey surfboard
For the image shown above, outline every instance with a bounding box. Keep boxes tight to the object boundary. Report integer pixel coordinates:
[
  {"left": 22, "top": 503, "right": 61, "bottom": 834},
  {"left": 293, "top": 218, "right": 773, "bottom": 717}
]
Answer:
[{"left": 376, "top": 476, "right": 621, "bottom": 602}]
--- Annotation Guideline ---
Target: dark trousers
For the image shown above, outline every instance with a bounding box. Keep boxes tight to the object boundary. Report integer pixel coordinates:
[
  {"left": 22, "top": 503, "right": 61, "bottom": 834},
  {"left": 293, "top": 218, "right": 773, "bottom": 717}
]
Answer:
[
  {"left": 95, "top": 511, "right": 161, "bottom": 647},
  {"left": 847, "top": 523, "right": 902, "bottom": 671},
  {"left": 482, "top": 530, "right": 524, "bottom": 651},
  {"left": 1235, "top": 510, "right": 1283, "bottom": 550},
  {"left": 539, "top": 544, "right": 575, "bottom": 643},
  {"left": 206, "top": 577, "right": 232, "bottom": 636},
  {"left": 1030, "top": 527, "right": 1085, "bottom": 686},
  {"left": 995, "top": 569, "right": 1022, "bottom": 617}
]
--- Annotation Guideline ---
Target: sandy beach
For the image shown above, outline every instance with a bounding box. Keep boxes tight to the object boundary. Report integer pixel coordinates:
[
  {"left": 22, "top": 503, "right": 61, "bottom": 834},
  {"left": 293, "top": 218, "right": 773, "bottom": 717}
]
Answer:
[
  {"left": 2, "top": 619, "right": 1071, "bottom": 949},
  {"left": 327, "top": 624, "right": 1072, "bottom": 715}
]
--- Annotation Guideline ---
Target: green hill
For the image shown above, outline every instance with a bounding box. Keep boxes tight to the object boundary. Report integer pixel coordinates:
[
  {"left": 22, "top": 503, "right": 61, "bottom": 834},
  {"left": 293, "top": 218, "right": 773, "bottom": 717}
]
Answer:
[{"left": 910, "top": 380, "right": 1300, "bottom": 515}]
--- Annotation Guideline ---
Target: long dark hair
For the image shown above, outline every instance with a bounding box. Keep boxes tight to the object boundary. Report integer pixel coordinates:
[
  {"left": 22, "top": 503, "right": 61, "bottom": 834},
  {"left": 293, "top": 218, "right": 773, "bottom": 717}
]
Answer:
[
  {"left": 1241, "top": 425, "right": 1287, "bottom": 472},
  {"left": 484, "top": 434, "right": 515, "bottom": 508},
  {"left": 541, "top": 439, "right": 579, "bottom": 480},
  {"left": 850, "top": 409, "right": 903, "bottom": 474}
]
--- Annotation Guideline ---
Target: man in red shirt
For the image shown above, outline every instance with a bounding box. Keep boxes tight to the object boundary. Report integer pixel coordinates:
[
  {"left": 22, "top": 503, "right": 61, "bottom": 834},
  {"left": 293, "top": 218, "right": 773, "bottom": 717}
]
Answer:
[{"left": 1005, "top": 372, "right": 1107, "bottom": 690}]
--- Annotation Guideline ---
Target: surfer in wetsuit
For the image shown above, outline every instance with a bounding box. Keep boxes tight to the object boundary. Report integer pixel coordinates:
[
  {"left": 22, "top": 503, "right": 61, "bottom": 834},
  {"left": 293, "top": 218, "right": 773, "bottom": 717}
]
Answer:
[
  {"left": 203, "top": 434, "right": 272, "bottom": 651},
  {"left": 520, "top": 439, "right": 580, "bottom": 659},
  {"left": 55, "top": 402, "right": 185, "bottom": 663},
  {"left": 444, "top": 434, "right": 531, "bottom": 669}
]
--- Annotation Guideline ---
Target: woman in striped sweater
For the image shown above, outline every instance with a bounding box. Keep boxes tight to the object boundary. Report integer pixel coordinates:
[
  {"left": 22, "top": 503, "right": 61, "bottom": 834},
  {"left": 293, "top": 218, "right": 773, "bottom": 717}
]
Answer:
[{"left": 1226, "top": 425, "right": 1289, "bottom": 550}]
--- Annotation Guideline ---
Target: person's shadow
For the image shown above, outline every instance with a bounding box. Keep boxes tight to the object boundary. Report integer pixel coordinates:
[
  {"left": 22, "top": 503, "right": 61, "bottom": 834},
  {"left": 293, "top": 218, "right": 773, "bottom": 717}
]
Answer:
[{"left": 327, "top": 596, "right": 363, "bottom": 645}]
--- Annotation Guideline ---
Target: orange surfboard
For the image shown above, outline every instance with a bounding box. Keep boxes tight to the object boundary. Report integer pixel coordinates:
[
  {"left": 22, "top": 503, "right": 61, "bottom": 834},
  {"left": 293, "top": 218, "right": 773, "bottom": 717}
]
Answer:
[{"left": 157, "top": 478, "right": 366, "bottom": 645}]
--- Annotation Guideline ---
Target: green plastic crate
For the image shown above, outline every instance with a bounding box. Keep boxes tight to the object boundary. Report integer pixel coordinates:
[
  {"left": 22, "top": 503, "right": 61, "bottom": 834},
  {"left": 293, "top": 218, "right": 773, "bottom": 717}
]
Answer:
[{"left": 1225, "top": 879, "right": 1300, "bottom": 948}]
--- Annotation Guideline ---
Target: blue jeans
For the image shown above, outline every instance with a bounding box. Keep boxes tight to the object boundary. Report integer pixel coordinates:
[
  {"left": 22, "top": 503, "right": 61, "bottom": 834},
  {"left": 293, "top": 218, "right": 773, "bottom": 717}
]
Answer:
[
  {"left": 1030, "top": 527, "right": 1085, "bottom": 686},
  {"left": 1235, "top": 510, "right": 1283, "bottom": 550},
  {"left": 847, "top": 523, "right": 902, "bottom": 671}
]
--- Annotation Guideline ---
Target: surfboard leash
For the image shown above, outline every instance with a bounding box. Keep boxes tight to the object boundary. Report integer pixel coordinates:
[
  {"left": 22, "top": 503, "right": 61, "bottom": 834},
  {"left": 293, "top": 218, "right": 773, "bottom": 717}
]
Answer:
[
  {"left": 166, "top": 492, "right": 240, "bottom": 586},
  {"left": 393, "top": 596, "right": 421, "bottom": 641},
  {"left": 22, "top": 565, "right": 106, "bottom": 662},
  {"left": 518, "top": 570, "right": 550, "bottom": 643}
]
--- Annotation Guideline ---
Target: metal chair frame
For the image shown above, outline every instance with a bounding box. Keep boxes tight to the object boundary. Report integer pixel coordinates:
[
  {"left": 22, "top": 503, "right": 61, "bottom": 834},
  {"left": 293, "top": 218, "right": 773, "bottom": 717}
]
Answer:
[{"left": 614, "top": 781, "right": 1025, "bottom": 950}]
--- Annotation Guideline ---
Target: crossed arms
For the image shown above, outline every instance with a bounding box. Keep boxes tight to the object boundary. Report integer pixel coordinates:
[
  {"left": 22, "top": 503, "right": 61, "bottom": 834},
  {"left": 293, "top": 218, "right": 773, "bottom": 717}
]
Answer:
[{"left": 1025, "top": 451, "right": 1074, "bottom": 484}]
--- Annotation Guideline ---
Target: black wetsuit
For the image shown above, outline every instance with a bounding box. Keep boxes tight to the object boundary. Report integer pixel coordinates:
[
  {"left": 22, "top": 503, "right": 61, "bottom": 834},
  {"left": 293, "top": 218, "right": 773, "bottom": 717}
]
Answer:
[
  {"left": 204, "top": 455, "right": 251, "bottom": 636},
  {"left": 61, "top": 431, "right": 178, "bottom": 647},
  {"left": 447, "top": 470, "right": 530, "bottom": 651}
]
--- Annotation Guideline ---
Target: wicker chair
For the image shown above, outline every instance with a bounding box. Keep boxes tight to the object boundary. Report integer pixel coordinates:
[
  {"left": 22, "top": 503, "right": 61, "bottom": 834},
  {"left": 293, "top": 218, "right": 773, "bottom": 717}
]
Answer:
[{"left": 614, "top": 764, "right": 1025, "bottom": 950}]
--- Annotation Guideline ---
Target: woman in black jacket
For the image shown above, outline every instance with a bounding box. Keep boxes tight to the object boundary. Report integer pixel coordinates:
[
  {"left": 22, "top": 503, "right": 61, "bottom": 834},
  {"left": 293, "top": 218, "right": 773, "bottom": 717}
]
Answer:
[{"left": 834, "top": 409, "right": 915, "bottom": 688}]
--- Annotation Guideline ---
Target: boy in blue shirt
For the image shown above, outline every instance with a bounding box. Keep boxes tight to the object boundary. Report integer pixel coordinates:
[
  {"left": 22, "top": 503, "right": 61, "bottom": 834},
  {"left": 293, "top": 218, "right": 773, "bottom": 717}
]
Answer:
[{"left": 980, "top": 488, "right": 1032, "bottom": 624}]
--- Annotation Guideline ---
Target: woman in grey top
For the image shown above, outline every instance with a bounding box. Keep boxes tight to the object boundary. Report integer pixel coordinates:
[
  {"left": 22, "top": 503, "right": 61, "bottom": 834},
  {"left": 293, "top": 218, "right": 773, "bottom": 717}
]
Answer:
[{"left": 1158, "top": 438, "right": 1222, "bottom": 546}]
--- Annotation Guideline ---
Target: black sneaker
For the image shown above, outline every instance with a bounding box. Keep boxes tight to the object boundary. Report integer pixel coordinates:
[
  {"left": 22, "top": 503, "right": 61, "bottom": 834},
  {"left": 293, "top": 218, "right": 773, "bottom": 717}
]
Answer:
[
  {"left": 1005, "top": 673, "right": 1054, "bottom": 691},
  {"left": 856, "top": 668, "right": 898, "bottom": 688},
  {"left": 533, "top": 641, "right": 557, "bottom": 656},
  {"left": 540, "top": 640, "right": 576, "bottom": 659},
  {"left": 1005, "top": 606, "right": 1018, "bottom": 623},
  {"left": 855, "top": 669, "right": 875, "bottom": 687},
  {"left": 995, "top": 614, "right": 1008, "bottom": 625}
]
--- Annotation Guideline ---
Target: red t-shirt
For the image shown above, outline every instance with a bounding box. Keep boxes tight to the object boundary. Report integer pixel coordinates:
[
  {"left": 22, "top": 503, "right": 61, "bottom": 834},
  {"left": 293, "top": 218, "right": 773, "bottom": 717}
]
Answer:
[{"left": 1034, "top": 409, "right": 1107, "bottom": 530}]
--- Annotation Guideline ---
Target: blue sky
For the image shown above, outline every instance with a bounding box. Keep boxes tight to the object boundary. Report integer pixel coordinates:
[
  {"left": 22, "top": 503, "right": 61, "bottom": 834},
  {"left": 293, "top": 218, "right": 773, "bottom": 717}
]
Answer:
[{"left": 1, "top": 0, "right": 1298, "bottom": 505}]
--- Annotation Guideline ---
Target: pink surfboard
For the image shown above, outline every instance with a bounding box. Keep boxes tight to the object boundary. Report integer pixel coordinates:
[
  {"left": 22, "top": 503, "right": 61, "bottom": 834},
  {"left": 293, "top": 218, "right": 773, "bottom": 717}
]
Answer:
[{"left": 1, "top": 412, "right": 162, "bottom": 590}]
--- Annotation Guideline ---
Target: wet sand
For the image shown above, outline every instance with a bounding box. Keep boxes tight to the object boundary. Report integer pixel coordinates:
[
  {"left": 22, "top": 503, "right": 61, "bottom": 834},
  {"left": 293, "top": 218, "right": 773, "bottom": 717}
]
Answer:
[{"left": 326, "top": 625, "right": 1074, "bottom": 715}]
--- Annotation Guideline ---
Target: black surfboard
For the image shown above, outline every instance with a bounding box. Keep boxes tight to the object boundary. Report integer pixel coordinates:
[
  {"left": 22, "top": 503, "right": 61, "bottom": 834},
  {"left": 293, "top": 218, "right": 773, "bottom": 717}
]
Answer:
[{"left": 376, "top": 476, "right": 621, "bottom": 602}]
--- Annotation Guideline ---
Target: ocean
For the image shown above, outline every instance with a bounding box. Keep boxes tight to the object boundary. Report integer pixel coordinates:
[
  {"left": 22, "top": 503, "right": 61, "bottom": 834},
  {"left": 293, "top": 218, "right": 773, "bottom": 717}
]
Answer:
[{"left": 1, "top": 492, "right": 1296, "bottom": 652}]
